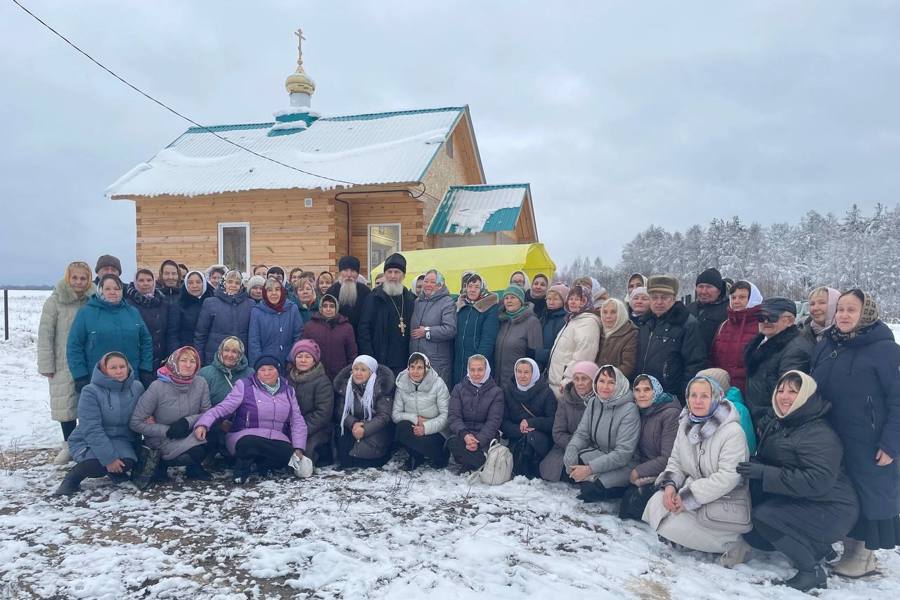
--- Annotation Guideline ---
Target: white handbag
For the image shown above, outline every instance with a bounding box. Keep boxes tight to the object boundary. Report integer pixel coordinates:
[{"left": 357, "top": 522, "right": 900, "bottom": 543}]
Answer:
[
  {"left": 289, "top": 453, "right": 314, "bottom": 479},
  {"left": 469, "top": 439, "right": 513, "bottom": 486}
]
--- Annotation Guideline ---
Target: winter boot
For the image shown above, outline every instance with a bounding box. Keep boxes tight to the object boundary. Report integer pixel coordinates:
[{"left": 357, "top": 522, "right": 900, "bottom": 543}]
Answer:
[
  {"left": 576, "top": 480, "right": 608, "bottom": 503},
  {"left": 151, "top": 461, "right": 170, "bottom": 483},
  {"left": 186, "top": 462, "right": 213, "bottom": 481},
  {"left": 431, "top": 448, "right": 450, "bottom": 469},
  {"left": 233, "top": 458, "right": 252, "bottom": 484},
  {"left": 783, "top": 564, "right": 827, "bottom": 591},
  {"left": 52, "top": 443, "right": 71, "bottom": 466},
  {"left": 833, "top": 539, "right": 877, "bottom": 578},
  {"left": 52, "top": 470, "right": 84, "bottom": 496},
  {"left": 718, "top": 539, "right": 752, "bottom": 568},
  {"left": 401, "top": 451, "right": 421, "bottom": 472}
]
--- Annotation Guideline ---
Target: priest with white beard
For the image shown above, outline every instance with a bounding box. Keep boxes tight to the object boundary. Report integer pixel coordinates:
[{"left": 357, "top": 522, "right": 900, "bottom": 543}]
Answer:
[
  {"left": 357, "top": 253, "right": 416, "bottom": 375},
  {"left": 325, "top": 256, "right": 371, "bottom": 337}
]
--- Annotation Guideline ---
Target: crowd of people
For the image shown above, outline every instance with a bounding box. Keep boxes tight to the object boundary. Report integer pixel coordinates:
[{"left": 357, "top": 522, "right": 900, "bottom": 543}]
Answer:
[{"left": 36, "top": 253, "right": 899, "bottom": 592}]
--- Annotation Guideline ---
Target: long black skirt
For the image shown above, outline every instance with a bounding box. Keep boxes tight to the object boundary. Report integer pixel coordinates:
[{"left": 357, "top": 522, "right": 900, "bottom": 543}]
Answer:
[{"left": 851, "top": 514, "right": 900, "bottom": 550}]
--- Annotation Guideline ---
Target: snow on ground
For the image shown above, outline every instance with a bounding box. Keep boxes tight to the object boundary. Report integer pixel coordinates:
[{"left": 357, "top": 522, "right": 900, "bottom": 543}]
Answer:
[{"left": 1, "top": 291, "right": 899, "bottom": 599}]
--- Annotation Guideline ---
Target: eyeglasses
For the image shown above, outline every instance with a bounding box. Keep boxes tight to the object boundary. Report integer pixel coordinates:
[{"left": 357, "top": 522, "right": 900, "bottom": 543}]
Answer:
[{"left": 756, "top": 313, "right": 784, "bottom": 324}]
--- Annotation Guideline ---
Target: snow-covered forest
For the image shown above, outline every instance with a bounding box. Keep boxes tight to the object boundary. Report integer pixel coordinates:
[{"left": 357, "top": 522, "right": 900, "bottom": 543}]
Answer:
[{"left": 559, "top": 204, "right": 900, "bottom": 318}]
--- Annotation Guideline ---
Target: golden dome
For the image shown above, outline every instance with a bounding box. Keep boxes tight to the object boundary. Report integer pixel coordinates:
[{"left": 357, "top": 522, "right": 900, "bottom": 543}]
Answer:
[{"left": 285, "top": 28, "right": 315, "bottom": 96}]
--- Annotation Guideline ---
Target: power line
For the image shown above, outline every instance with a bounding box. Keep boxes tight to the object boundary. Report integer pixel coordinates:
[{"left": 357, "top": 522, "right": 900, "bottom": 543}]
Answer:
[{"left": 11, "top": 0, "right": 411, "bottom": 191}]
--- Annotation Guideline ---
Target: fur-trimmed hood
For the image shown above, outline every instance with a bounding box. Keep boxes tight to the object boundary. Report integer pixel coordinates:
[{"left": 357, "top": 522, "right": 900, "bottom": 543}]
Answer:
[{"left": 456, "top": 292, "right": 499, "bottom": 313}]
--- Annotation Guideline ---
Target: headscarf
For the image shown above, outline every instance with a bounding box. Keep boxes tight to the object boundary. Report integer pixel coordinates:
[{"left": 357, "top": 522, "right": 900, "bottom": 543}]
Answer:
[
  {"left": 157, "top": 346, "right": 200, "bottom": 384},
  {"left": 421, "top": 269, "right": 446, "bottom": 297},
  {"left": 206, "top": 264, "right": 227, "bottom": 282},
  {"left": 808, "top": 286, "right": 840, "bottom": 334},
  {"left": 829, "top": 289, "right": 881, "bottom": 344},
  {"left": 216, "top": 336, "right": 246, "bottom": 368},
  {"left": 509, "top": 270, "right": 529, "bottom": 289},
  {"left": 772, "top": 370, "right": 817, "bottom": 419},
  {"left": 404, "top": 352, "right": 431, "bottom": 384},
  {"left": 64, "top": 261, "right": 93, "bottom": 299},
  {"left": 182, "top": 270, "right": 208, "bottom": 298},
  {"left": 565, "top": 285, "right": 590, "bottom": 322},
  {"left": 263, "top": 277, "right": 287, "bottom": 312},
  {"left": 632, "top": 373, "right": 675, "bottom": 412},
  {"left": 591, "top": 286, "right": 608, "bottom": 309},
  {"left": 319, "top": 293, "right": 339, "bottom": 318},
  {"left": 627, "top": 273, "right": 648, "bottom": 290},
  {"left": 466, "top": 354, "right": 492, "bottom": 387},
  {"left": 98, "top": 351, "right": 129, "bottom": 377},
  {"left": 628, "top": 286, "right": 649, "bottom": 304},
  {"left": 514, "top": 358, "right": 541, "bottom": 392},
  {"left": 593, "top": 364, "right": 631, "bottom": 403},
  {"left": 461, "top": 272, "right": 488, "bottom": 304},
  {"left": 685, "top": 375, "right": 724, "bottom": 424},
  {"left": 341, "top": 355, "right": 379, "bottom": 431},
  {"left": 600, "top": 298, "right": 629, "bottom": 336},
  {"left": 745, "top": 281, "right": 763, "bottom": 309},
  {"left": 502, "top": 286, "right": 527, "bottom": 319}
]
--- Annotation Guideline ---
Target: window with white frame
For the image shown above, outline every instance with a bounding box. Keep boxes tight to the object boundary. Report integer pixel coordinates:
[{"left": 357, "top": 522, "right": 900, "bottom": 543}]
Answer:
[
  {"left": 368, "top": 224, "right": 401, "bottom": 271},
  {"left": 218, "top": 222, "right": 250, "bottom": 273}
]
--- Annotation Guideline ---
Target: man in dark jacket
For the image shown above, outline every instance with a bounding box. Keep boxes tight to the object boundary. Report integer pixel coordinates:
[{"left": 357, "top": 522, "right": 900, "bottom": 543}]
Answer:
[
  {"left": 357, "top": 253, "right": 415, "bottom": 375},
  {"left": 743, "top": 297, "right": 813, "bottom": 422},
  {"left": 634, "top": 275, "right": 706, "bottom": 400},
  {"left": 325, "top": 256, "right": 370, "bottom": 335},
  {"left": 686, "top": 267, "right": 729, "bottom": 354},
  {"left": 125, "top": 269, "right": 178, "bottom": 369}
]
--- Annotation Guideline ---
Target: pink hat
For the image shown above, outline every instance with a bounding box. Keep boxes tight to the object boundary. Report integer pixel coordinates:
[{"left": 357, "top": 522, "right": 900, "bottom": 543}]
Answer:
[
  {"left": 548, "top": 283, "right": 570, "bottom": 301},
  {"left": 569, "top": 361, "right": 600, "bottom": 381},
  {"left": 289, "top": 339, "right": 321, "bottom": 364}
]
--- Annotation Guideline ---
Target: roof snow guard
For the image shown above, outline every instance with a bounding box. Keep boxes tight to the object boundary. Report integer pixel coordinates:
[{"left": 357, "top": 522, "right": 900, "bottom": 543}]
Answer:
[
  {"left": 427, "top": 184, "right": 531, "bottom": 236},
  {"left": 106, "top": 107, "right": 466, "bottom": 197}
]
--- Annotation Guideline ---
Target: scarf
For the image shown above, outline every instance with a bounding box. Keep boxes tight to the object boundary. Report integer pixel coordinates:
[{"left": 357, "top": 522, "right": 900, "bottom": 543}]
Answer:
[
  {"left": 686, "top": 375, "right": 724, "bottom": 425},
  {"left": 565, "top": 285, "right": 591, "bottom": 323},
  {"left": 467, "top": 354, "right": 492, "bottom": 387},
  {"left": 594, "top": 365, "right": 631, "bottom": 403},
  {"left": 258, "top": 376, "right": 281, "bottom": 395},
  {"left": 514, "top": 358, "right": 541, "bottom": 392},
  {"left": 772, "top": 370, "right": 817, "bottom": 419},
  {"left": 156, "top": 346, "right": 200, "bottom": 384},
  {"left": 808, "top": 286, "right": 840, "bottom": 335},
  {"left": 828, "top": 289, "right": 880, "bottom": 344},
  {"left": 600, "top": 298, "right": 630, "bottom": 336},
  {"left": 264, "top": 283, "right": 287, "bottom": 312},
  {"left": 634, "top": 374, "right": 676, "bottom": 414},
  {"left": 462, "top": 273, "right": 488, "bottom": 305},
  {"left": 341, "top": 355, "right": 378, "bottom": 432}
]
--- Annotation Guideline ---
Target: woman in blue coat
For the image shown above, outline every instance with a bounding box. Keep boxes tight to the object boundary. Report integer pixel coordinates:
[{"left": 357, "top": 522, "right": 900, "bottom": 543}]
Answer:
[
  {"left": 811, "top": 289, "right": 900, "bottom": 577},
  {"left": 67, "top": 274, "right": 154, "bottom": 390},
  {"left": 53, "top": 352, "right": 145, "bottom": 495},
  {"left": 248, "top": 277, "right": 303, "bottom": 364},
  {"left": 451, "top": 273, "right": 500, "bottom": 386},
  {"left": 194, "top": 269, "right": 253, "bottom": 366}
]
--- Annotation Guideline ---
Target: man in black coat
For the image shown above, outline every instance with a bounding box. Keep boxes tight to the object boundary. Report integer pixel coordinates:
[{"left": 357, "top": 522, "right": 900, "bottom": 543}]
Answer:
[
  {"left": 686, "top": 267, "right": 729, "bottom": 354},
  {"left": 743, "top": 297, "right": 814, "bottom": 422},
  {"left": 634, "top": 275, "right": 707, "bottom": 399},
  {"left": 357, "top": 253, "right": 415, "bottom": 375},
  {"left": 325, "top": 255, "right": 370, "bottom": 337}
]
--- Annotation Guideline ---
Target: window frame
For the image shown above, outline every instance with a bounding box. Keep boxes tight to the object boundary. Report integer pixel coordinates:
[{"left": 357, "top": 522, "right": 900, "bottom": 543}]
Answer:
[
  {"left": 367, "top": 223, "right": 402, "bottom": 272},
  {"left": 217, "top": 221, "right": 251, "bottom": 273}
]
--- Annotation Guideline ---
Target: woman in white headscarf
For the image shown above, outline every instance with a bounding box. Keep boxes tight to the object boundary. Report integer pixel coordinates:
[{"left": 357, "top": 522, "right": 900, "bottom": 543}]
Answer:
[
  {"left": 501, "top": 358, "right": 557, "bottom": 478},
  {"left": 332, "top": 355, "right": 396, "bottom": 469},
  {"left": 596, "top": 298, "right": 639, "bottom": 378}
]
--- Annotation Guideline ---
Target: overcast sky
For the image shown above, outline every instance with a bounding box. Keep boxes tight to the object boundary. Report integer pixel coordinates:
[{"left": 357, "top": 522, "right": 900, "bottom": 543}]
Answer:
[{"left": 3, "top": 1, "right": 899, "bottom": 285}]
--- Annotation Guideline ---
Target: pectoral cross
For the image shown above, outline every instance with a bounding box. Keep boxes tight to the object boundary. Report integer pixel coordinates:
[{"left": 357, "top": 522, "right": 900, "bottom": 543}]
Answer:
[{"left": 399, "top": 318, "right": 407, "bottom": 336}]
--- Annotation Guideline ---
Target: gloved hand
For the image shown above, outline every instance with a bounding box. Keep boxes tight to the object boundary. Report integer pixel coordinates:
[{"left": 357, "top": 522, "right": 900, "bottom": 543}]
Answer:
[
  {"left": 139, "top": 370, "right": 155, "bottom": 389},
  {"left": 736, "top": 461, "right": 767, "bottom": 480},
  {"left": 74, "top": 377, "right": 90, "bottom": 394},
  {"left": 166, "top": 417, "right": 191, "bottom": 439}
]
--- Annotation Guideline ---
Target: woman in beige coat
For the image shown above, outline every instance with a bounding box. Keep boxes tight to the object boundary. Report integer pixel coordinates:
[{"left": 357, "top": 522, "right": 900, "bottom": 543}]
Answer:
[
  {"left": 596, "top": 298, "right": 639, "bottom": 379},
  {"left": 547, "top": 285, "right": 602, "bottom": 399},
  {"left": 643, "top": 375, "right": 751, "bottom": 563},
  {"left": 37, "top": 261, "right": 96, "bottom": 464}
]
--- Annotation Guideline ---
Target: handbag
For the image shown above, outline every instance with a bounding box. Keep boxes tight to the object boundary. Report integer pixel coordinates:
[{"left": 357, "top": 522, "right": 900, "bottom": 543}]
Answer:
[
  {"left": 288, "top": 453, "right": 314, "bottom": 479},
  {"left": 468, "top": 439, "right": 513, "bottom": 486},
  {"left": 696, "top": 484, "right": 752, "bottom": 533},
  {"left": 131, "top": 445, "right": 161, "bottom": 491}
]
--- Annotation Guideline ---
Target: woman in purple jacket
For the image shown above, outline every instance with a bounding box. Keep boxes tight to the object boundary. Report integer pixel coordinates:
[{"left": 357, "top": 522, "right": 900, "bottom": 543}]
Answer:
[
  {"left": 447, "top": 354, "right": 505, "bottom": 471},
  {"left": 193, "top": 355, "right": 307, "bottom": 484}
]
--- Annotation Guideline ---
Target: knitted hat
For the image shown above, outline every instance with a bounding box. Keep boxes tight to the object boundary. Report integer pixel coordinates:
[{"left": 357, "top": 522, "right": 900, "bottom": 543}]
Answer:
[
  {"left": 338, "top": 256, "right": 361, "bottom": 273},
  {"left": 289, "top": 339, "right": 321, "bottom": 364},
  {"left": 696, "top": 268, "right": 725, "bottom": 295},
  {"left": 647, "top": 275, "right": 679, "bottom": 297},
  {"left": 548, "top": 283, "right": 570, "bottom": 302},
  {"left": 569, "top": 361, "right": 600, "bottom": 381},
  {"left": 697, "top": 368, "right": 731, "bottom": 392},
  {"left": 384, "top": 253, "right": 407, "bottom": 273},
  {"left": 247, "top": 275, "right": 266, "bottom": 289},
  {"left": 502, "top": 285, "right": 526, "bottom": 305},
  {"left": 628, "top": 286, "right": 649, "bottom": 300},
  {"left": 254, "top": 355, "right": 282, "bottom": 372},
  {"left": 95, "top": 254, "right": 122, "bottom": 275}
]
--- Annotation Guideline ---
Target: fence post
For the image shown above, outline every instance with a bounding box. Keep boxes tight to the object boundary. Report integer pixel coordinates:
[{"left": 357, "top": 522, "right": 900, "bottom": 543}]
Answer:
[{"left": 3, "top": 289, "right": 7, "bottom": 341}]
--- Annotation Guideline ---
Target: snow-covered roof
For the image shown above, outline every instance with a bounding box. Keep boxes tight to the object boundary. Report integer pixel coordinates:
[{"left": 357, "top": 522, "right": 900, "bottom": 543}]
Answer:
[
  {"left": 427, "top": 184, "right": 531, "bottom": 235},
  {"left": 106, "top": 107, "right": 467, "bottom": 198}
]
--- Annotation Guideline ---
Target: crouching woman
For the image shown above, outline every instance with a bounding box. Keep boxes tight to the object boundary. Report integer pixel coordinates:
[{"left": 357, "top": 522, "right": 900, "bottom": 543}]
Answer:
[
  {"left": 333, "top": 355, "right": 396, "bottom": 469},
  {"left": 563, "top": 364, "right": 640, "bottom": 502},
  {"left": 642, "top": 375, "right": 751, "bottom": 563},
  {"left": 53, "top": 352, "right": 144, "bottom": 495},
  {"left": 447, "top": 354, "right": 505, "bottom": 471},
  {"left": 193, "top": 355, "right": 307, "bottom": 483}
]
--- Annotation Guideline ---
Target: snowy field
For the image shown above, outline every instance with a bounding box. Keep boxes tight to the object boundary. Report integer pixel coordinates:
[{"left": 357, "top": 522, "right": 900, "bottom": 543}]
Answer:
[{"left": 1, "top": 290, "right": 899, "bottom": 599}]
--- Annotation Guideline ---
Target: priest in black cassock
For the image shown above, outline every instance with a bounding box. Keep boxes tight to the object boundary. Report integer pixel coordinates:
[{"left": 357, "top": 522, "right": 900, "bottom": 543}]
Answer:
[{"left": 357, "top": 253, "right": 416, "bottom": 375}]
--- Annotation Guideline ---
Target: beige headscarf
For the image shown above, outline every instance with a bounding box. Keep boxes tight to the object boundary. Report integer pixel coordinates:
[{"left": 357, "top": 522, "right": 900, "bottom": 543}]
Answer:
[
  {"left": 771, "top": 370, "right": 817, "bottom": 419},
  {"left": 600, "top": 298, "right": 630, "bottom": 336}
]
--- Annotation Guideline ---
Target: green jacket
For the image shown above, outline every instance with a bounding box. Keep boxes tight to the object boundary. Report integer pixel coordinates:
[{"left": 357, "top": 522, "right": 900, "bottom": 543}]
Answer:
[
  {"left": 198, "top": 352, "right": 253, "bottom": 405},
  {"left": 66, "top": 295, "right": 153, "bottom": 380}
]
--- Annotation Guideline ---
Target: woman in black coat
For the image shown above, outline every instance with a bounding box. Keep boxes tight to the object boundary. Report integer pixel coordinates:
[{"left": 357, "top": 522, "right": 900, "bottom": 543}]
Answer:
[
  {"left": 174, "top": 270, "right": 213, "bottom": 348},
  {"left": 734, "top": 371, "right": 859, "bottom": 591},
  {"left": 501, "top": 358, "right": 557, "bottom": 478},
  {"left": 810, "top": 289, "right": 900, "bottom": 577}
]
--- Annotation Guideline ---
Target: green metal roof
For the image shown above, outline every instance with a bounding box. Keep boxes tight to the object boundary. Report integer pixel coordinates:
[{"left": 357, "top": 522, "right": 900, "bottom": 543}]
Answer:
[{"left": 428, "top": 184, "right": 530, "bottom": 236}]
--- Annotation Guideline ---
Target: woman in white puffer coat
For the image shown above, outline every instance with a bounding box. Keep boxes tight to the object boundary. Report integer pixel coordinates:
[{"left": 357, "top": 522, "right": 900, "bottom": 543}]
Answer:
[{"left": 547, "top": 284, "right": 601, "bottom": 399}]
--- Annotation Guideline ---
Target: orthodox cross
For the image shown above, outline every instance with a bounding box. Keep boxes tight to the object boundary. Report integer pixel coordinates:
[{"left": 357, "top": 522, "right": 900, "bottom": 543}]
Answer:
[{"left": 294, "top": 28, "right": 306, "bottom": 70}]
